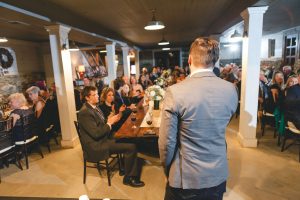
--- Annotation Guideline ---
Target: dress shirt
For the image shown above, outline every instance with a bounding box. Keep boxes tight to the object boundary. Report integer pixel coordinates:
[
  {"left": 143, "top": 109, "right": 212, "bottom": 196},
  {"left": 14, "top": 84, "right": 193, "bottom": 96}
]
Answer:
[{"left": 190, "top": 67, "right": 213, "bottom": 77}]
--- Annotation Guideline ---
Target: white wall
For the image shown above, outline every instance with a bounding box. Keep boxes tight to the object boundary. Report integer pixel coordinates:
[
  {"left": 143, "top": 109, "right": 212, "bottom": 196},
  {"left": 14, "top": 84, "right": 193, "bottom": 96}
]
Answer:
[
  {"left": 2, "top": 39, "right": 44, "bottom": 73},
  {"left": 260, "top": 32, "right": 283, "bottom": 59}
]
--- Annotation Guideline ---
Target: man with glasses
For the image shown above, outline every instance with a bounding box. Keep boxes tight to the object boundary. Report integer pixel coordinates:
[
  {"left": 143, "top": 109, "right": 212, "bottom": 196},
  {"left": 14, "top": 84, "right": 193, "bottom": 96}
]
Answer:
[{"left": 78, "top": 86, "right": 145, "bottom": 187}]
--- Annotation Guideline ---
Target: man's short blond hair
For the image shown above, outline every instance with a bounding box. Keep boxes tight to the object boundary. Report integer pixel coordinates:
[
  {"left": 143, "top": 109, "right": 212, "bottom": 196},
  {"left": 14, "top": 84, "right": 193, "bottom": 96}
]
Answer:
[{"left": 189, "top": 37, "right": 219, "bottom": 67}]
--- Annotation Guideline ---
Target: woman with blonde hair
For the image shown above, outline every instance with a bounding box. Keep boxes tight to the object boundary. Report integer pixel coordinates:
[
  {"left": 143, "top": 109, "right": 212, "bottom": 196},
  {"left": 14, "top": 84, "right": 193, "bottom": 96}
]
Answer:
[
  {"left": 26, "top": 86, "right": 45, "bottom": 118},
  {"left": 8, "top": 93, "right": 35, "bottom": 141}
]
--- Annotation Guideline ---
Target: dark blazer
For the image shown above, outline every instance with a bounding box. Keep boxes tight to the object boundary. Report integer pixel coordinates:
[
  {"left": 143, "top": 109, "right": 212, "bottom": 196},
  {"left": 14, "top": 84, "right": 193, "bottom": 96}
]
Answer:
[
  {"left": 285, "top": 85, "right": 300, "bottom": 129},
  {"left": 77, "top": 103, "right": 111, "bottom": 161}
]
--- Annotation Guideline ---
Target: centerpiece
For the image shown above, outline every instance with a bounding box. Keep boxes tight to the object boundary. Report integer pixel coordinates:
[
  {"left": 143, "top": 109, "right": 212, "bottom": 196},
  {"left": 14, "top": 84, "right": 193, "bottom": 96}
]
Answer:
[{"left": 145, "top": 85, "right": 165, "bottom": 110}]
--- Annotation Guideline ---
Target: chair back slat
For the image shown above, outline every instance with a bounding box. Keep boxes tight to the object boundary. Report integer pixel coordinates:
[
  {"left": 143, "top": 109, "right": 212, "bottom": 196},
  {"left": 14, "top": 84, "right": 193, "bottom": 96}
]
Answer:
[
  {"left": 20, "top": 113, "right": 37, "bottom": 141},
  {"left": 0, "top": 118, "right": 14, "bottom": 151}
]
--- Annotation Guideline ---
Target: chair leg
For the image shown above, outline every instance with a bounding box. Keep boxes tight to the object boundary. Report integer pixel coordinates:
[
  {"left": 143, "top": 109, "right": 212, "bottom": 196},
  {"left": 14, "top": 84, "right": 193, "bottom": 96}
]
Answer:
[
  {"left": 281, "top": 135, "right": 287, "bottom": 152},
  {"left": 47, "top": 143, "right": 51, "bottom": 153},
  {"left": 83, "top": 159, "right": 86, "bottom": 184},
  {"left": 105, "top": 159, "right": 111, "bottom": 186},
  {"left": 24, "top": 145, "right": 29, "bottom": 169},
  {"left": 277, "top": 134, "right": 281, "bottom": 146},
  {"left": 36, "top": 143, "right": 44, "bottom": 158},
  {"left": 15, "top": 151, "right": 23, "bottom": 170},
  {"left": 274, "top": 129, "right": 277, "bottom": 139},
  {"left": 54, "top": 136, "right": 59, "bottom": 145}
]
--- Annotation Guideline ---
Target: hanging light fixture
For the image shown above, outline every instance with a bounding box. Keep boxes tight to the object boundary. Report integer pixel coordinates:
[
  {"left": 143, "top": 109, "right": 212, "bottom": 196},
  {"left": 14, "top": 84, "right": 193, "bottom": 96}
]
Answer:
[
  {"left": 158, "top": 33, "right": 169, "bottom": 45},
  {"left": 144, "top": 9, "right": 165, "bottom": 30},
  {"left": 231, "top": 30, "right": 242, "bottom": 39},
  {"left": 69, "top": 41, "right": 79, "bottom": 51},
  {"left": 0, "top": 37, "right": 8, "bottom": 43}
]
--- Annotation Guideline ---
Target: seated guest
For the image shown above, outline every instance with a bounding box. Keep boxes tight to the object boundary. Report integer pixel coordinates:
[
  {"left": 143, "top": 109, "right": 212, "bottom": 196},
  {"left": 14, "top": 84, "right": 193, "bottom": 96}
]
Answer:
[
  {"left": 139, "top": 74, "right": 152, "bottom": 90},
  {"left": 270, "top": 71, "right": 285, "bottom": 109},
  {"left": 8, "top": 93, "right": 35, "bottom": 142},
  {"left": 130, "top": 75, "right": 143, "bottom": 104},
  {"left": 26, "top": 86, "right": 45, "bottom": 119},
  {"left": 78, "top": 86, "right": 144, "bottom": 187},
  {"left": 285, "top": 75, "right": 298, "bottom": 96},
  {"left": 114, "top": 78, "right": 135, "bottom": 111},
  {"left": 285, "top": 83, "right": 300, "bottom": 129}
]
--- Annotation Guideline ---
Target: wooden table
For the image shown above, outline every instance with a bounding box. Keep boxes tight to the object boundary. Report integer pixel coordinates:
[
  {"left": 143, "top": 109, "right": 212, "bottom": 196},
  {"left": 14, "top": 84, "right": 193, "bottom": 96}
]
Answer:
[{"left": 114, "top": 100, "right": 159, "bottom": 139}]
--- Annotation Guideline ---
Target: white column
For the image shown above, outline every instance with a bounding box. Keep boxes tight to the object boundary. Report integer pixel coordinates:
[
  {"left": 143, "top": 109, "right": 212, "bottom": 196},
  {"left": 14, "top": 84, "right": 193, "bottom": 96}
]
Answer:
[
  {"left": 105, "top": 42, "right": 116, "bottom": 87},
  {"left": 135, "top": 49, "right": 140, "bottom": 79},
  {"left": 45, "top": 25, "right": 79, "bottom": 148},
  {"left": 238, "top": 6, "right": 268, "bottom": 147},
  {"left": 179, "top": 48, "right": 183, "bottom": 67},
  {"left": 122, "top": 46, "right": 130, "bottom": 77}
]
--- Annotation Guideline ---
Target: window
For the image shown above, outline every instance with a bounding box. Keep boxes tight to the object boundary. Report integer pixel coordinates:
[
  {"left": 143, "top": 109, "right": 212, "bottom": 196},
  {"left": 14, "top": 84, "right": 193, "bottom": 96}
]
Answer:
[
  {"left": 284, "top": 34, "right": 297, "bottom": 65},
  {"left": 268, "top": 39, "right": 275, "bottom": 57}
]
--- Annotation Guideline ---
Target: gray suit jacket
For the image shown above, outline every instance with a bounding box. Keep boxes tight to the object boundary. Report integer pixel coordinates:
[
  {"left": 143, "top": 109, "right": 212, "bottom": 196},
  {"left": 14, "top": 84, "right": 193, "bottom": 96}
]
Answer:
[
  {"left": 78, "top": 103, "right": 111, "bottom": 162},
  {"left": 159, "top": 71, "right": 238, "bottom": 189}
]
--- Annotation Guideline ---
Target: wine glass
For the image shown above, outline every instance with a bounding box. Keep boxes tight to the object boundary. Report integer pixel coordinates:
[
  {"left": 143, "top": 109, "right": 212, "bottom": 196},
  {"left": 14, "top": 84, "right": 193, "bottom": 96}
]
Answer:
[
  {"left": 131, "top": 113, "right": 137, "bottom": 129},
  {"left": 146, "top": 112, "right": 154, "bottom": 134}
]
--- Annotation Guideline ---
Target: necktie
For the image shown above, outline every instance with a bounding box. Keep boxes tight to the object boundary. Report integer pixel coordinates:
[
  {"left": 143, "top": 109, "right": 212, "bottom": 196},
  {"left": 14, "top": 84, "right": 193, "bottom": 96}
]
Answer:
[{"left": 94, "top": 107, "right": 105, "bottom": 122}]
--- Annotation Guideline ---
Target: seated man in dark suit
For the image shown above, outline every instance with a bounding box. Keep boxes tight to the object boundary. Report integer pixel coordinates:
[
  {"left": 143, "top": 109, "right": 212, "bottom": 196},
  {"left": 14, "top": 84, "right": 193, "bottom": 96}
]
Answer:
[
  {"left": 285, "top": 83, "right": 300, "bottom": 129},
  {"left": 78, "top": 86, "right": 144, "bottom": 187}
]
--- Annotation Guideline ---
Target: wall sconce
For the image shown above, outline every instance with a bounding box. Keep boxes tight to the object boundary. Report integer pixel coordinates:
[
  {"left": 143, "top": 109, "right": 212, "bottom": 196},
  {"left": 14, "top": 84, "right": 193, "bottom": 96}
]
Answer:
[
  {"left": 78, "top": 65, "right": 85, "bottom": 79},
  {"left": 0, "top": 37, "right": 8, "bottom": 43}
]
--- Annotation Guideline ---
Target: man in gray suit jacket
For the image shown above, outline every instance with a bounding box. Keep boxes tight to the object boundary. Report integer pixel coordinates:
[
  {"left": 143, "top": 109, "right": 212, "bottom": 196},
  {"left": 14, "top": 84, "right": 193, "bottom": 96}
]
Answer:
[
  {"left": 159, "top": 38, "right": 238, "bottom": 200},
  {"left": 78, "top": 86, "right": 144, "bottom": 187}
]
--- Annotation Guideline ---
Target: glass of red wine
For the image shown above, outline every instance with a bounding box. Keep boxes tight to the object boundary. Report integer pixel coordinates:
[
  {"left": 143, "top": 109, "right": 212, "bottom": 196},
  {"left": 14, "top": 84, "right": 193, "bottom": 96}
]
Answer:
[{"left": 131, "top": 113, "right": 137, "bottom": 129}]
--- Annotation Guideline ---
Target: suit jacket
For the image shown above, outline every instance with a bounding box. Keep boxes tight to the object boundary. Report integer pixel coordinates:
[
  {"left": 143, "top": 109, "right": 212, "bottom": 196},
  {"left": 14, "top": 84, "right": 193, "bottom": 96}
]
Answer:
[
  {"left": 77, "top": 103, "right": 111, "bottom": 162},
  {"left": 159, "top": 71, "right": 238, "bottom": 189},
  {"left": 285, "top": 85, "right": 300, "bottom": 129}
]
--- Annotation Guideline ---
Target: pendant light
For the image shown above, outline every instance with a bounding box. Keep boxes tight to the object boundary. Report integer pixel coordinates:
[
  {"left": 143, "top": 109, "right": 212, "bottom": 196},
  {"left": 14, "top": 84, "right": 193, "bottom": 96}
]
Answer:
[
  {"left": 158, "top": 33, "right": 169, "bottom": 45},
  {"left": 144, "top": 9, "right": 165, "bottom": 31}
]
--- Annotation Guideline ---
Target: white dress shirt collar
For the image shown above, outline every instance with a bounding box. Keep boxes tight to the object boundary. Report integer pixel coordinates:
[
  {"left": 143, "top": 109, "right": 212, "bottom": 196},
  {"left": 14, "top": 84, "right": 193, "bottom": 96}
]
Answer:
[{"left": 190, "top": 67, "right": 213, "bottom": 77}]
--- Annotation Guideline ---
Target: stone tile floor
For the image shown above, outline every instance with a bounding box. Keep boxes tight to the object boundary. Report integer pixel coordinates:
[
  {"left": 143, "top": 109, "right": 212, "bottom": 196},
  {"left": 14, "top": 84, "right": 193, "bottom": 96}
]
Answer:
[{"left": 0, "top": 118, "right": 299, "bottom": 200}]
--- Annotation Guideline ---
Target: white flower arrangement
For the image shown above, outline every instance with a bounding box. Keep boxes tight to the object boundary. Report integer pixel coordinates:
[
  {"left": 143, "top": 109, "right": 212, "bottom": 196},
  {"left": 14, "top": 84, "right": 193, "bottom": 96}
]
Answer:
[{"left": 145, "top": 85, "right": 165, "bottom": 101}]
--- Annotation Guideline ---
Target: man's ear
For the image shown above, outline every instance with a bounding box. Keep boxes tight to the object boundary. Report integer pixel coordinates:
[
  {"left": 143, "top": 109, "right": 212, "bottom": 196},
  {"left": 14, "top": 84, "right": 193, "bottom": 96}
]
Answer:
[{"left": 188, "top": 55, "right": 192, "bottom": 66}]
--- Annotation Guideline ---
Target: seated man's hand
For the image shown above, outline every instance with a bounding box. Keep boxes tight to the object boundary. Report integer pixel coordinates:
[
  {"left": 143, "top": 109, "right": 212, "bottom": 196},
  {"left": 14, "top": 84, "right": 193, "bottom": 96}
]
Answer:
[
  {"left": 107, "top": 114, "right": 120, "bottom": 125},
  {"left": 119, "top": 104, "right": 126, "bottom": 112}
]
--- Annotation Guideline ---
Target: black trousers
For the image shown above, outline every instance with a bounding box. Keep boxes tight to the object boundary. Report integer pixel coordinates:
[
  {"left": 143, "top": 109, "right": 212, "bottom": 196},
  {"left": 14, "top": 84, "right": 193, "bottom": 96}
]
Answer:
[
  {"left": 164, "top": 181, "right": 226, "bottom": 200},
  {"left": 107, "top": 139, "right": 138, "bottom": 177}
]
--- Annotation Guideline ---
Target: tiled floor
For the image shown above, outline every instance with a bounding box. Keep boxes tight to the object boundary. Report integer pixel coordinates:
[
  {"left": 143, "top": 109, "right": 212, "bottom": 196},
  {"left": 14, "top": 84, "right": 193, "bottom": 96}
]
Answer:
[{"left": 0, "top": 118, "right": 299, "bottom": 200}]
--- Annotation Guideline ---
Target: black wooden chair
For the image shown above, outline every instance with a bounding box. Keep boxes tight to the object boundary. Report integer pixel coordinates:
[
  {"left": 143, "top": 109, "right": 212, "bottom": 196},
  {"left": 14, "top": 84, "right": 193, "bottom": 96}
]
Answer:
[
  {"left": 74, "top": 121, "right": 122, "bottom": 186},
  {"left": 15, "top": 114, "right": 44, "bottom": 169},
  {"left": 281, "top": 121, "right": 300, "bottom": 162},
  {"left": 39, "top": 99, "right": 60, "bottom": 153},
  {"left": 0, "top": 118, "right": 22, "bottom": 183}
]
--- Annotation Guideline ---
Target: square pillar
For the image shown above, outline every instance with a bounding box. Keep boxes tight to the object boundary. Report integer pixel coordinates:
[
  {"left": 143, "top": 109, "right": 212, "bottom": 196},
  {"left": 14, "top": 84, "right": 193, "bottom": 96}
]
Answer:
[
  {"left": 135, "top": 49, "right": 140, "bottom": 79},
  {"left": 122, "top": 46, "right": 130, "bottom": 77},
  {"left": 45, "top": 25, "right": 79, "bottom": 148},
  {"left": 104, "top": 42, "right": 116, "bottom": 86},
  {"left": 238, "top": 6, "right": 268, "bottom": 147}
]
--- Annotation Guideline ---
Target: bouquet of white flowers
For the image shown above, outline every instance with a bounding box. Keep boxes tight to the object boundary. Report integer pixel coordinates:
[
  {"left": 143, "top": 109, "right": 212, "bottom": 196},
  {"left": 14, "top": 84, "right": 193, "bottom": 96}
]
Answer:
[{"left": 145, "top": 85, "right": 165, "bottom": 101}]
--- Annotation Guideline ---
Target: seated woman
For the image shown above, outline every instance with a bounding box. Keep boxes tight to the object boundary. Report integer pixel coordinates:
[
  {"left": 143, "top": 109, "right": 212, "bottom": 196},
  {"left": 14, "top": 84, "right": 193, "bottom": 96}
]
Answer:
[
  {"left": 139, "top": 74, "right": 152, "bottom": 90},
  {"left": 8, "top": 93, "right": 35, "bottom": 142},
  {"left": 26, "top": 86, "right": 48, "bottom": 143},
  {"left": 130, "top": 75, "right": 143, "bottom": 104},
  {"left": 26, "top": 86, "right": 45, "bottom": 119},
  {"left": 99, "top": 87, "right": 125, "bottom": 133}
]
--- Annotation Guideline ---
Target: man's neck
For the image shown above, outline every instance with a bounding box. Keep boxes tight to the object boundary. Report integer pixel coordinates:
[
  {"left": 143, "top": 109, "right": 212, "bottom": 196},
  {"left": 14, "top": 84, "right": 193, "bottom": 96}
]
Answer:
[
  {"left": 190, "top": 65, "right": 213, "bottom": 77},
  {"left": 87, "top": 102, "right": 96, "bottom": 108}
]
